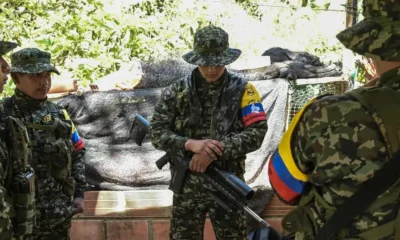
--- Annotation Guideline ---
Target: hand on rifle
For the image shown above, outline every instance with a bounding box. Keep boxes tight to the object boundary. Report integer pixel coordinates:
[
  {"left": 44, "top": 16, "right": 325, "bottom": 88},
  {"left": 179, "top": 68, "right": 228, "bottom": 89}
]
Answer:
[
  {"left": 72, "top": 197, "right": 84, "bottom": 215},
  {"left": 189, "top": 153, "right": 213, "bottom": 173},
  {"left": 184, "top": 139, "right": 224, "bottom": 160}
]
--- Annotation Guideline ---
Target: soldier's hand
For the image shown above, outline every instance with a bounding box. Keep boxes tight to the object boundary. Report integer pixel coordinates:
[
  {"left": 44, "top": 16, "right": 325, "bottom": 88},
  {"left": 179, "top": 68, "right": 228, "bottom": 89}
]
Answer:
[
  {"left": 184, "top": 139, "right": 224, "bottom": 160},
  {"left": 72, "top": 197, "right": 84, "bottom": 215},
  {"left": 189, "top": 153, "right": 213, "bottom": 173}
]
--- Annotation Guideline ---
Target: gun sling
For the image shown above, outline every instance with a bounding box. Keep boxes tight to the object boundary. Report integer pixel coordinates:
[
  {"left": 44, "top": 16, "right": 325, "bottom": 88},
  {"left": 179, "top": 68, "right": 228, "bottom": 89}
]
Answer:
[{"left": 316, "top": 150, "right": 400, "bottom": 240}]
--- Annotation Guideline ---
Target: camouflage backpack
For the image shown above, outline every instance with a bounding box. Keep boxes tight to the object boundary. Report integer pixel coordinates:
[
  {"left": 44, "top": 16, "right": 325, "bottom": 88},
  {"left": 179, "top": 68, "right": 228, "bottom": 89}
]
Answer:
[
  {"left": 315, "top": 86, "right": 400, "bottom": 239},
  {"left": 0, "top": 100, "right": 36, "bottom": 237}
]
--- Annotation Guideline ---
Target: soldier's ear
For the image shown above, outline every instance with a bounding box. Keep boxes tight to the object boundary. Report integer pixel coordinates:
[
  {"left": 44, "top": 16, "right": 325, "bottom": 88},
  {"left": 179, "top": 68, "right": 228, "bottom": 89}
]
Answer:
[{"left": 11, "top": 73, "right": 20, "bottom": 84}]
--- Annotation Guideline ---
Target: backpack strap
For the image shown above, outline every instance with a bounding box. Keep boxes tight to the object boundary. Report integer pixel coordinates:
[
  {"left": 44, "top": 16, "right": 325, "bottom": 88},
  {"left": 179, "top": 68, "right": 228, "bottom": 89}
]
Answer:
[
  {"left": 346, "top": 86, "right": 400, "bottom": 157},
  {"left": 316, "top": 86, "right": 400, "bottom": 240}
]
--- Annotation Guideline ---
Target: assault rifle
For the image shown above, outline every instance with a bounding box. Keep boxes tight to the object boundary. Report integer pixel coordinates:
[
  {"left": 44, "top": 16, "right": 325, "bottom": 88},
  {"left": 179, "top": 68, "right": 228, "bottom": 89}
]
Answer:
[{"left": 130, "top": 114, "right": 271, "bottom": 230}]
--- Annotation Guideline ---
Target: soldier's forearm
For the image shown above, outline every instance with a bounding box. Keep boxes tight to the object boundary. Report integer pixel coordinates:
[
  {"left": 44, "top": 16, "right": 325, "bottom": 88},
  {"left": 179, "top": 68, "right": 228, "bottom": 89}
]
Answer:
[
  {"left": 150, "top": 130, "right": 188, "bottom": 157},
  {"left": 71, "top": 149, "right": 87, "bottom": 199},
  {"left": 221, "top": 121, "right": 268, "bottom": 159}
]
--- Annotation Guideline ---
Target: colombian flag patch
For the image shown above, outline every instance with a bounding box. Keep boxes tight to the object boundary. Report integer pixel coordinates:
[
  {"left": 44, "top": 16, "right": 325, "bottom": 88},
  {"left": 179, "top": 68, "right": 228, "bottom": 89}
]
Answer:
[
  {"left": 62, "top": 109, "right": 85, "bottom": 152},
  {"left": 240, "top": 83, "right": 267, "bottom": 127}
]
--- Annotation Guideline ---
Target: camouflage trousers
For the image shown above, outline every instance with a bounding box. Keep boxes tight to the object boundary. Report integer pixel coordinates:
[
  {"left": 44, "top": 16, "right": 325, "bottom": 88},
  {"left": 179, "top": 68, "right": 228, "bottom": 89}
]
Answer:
[
  {"left": 170, "top": 172, "right": 247, "bottom": 240},
  {"left": 14, "top": 215, "right": 71, "bottom": 240},
  {"left": 28, "top": 193, "right": 73, "bottom": 240}
]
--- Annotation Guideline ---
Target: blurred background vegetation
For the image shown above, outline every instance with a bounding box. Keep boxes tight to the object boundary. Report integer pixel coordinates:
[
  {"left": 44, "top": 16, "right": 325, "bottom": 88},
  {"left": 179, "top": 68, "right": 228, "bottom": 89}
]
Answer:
[{"left": 1, "top": 0, "right": 368, "bottom": 97}]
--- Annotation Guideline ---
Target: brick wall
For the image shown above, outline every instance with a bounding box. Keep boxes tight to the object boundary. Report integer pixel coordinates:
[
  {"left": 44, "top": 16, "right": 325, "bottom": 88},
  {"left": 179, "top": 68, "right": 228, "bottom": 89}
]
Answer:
[{"left": 70, "top": 191, "right": 294, "bottom": 240}]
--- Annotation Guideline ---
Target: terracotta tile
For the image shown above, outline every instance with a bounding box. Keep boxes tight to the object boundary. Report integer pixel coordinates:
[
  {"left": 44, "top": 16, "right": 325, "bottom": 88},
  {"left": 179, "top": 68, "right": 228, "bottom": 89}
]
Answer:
[
  {"left": 70, "top": 220, "right": 104, "bottom": 240},
  {"left": 125, "top": 207, "right": 171, "bottom": 218},
  {"left": 152, "top": 220, "right": 170, "bottom": 240},
  {"left": 262, "top": 194, "right": 295, "bottom": 217},
  {"left": 106, "top": 220, "right": 148, "bottom": 240},
  {"left": 265, "top": 218, "right": 283, "bottom": 233}
]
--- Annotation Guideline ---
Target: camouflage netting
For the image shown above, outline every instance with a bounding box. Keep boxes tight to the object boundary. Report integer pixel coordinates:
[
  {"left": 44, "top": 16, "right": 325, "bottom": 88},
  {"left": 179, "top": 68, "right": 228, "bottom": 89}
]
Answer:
[
  {"left": 287, "top": 79, "right": 350, "bottom": 123},
  {"left": 56, "top": 47, "right": 347, "bottom": 230}
]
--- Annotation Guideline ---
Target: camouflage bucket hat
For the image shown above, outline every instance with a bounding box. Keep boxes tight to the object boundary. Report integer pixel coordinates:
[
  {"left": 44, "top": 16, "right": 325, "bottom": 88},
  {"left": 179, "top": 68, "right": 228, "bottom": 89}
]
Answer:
[
  {"left": 10, "top": 48, "right": 60, "bottom": 75},
  {"left": 0, "top": 41, "right": 19, "bottom": 56},
  {"left": 182, "top": 26, "right": 241, "bottom": 66},
  {"left": 336, "top": 0, "right": 400, "bottom": 61}
]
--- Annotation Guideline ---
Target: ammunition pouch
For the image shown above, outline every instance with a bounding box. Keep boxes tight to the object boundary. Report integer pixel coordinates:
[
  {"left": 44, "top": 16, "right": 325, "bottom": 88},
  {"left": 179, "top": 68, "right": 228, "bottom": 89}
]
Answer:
[
  {"left": 25, "top": 114, "right": 75, "bottom": 197},
  {"left": 10, "top": 167, "right": 36, "bottom": 237},
  {"left": 44, "top": 138, "right": 75, "bottom": 197}
]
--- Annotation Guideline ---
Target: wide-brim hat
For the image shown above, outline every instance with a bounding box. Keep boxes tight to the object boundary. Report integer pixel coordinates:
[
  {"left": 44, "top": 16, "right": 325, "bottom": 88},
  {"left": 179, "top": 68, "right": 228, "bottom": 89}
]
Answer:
[
  {"left": 336, "top": 1, "right": 400, "bottom": 61},
  {"left": 182, "top": 26, "right": 241, "bottom": 66},
  {"left": 0, "top": 41, "right": 19, "bottom": 56},
  {"left": 10, "top": 48, "right": 60, "bottom": 75}
]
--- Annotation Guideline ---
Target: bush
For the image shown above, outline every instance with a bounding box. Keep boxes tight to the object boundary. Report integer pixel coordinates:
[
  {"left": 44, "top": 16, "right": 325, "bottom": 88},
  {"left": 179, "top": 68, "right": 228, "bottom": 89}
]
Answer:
[{"left": 1, "top": 0, "right": 346, "bottom": 98}]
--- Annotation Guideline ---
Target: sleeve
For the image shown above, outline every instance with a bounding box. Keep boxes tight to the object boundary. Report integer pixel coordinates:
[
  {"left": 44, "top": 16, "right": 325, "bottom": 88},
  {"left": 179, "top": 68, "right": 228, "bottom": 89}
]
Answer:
[
  {"left": 0, "top": 142, "right": 12, "bottom": 239},
  {"left": 267, "top": 98, "right": 316, "bottom": 205},
  {"left": 267, "top": 95, "right": 383, "bottom": 205},
  {"left": 220, "top": 82, "right": 268, "bottom": 160},
  {"left": 62, "top": 109, "right": 87, "bottom": 199},
  {"left": 149, "top": 83, "right": 188, "bottom": 157}
]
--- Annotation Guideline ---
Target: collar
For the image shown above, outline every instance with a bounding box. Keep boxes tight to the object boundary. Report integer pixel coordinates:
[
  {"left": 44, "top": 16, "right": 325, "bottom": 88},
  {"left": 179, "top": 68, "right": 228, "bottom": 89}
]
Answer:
[
  {"left": 376, "top": 66, "right": 400, "bottom": 89},
  {"left": 13, "top": 89, "right": 47, "bottom": 110}
]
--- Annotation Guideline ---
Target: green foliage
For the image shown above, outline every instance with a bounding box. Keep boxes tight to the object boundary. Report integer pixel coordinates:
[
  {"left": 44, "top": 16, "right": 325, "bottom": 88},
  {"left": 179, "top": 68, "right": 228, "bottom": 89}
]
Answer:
[
  {"left": 234, "top": 0, "right": 264, "bottom": 20},
  {"left": 0, "top": 0, "right": 346, "bottom": 98}
]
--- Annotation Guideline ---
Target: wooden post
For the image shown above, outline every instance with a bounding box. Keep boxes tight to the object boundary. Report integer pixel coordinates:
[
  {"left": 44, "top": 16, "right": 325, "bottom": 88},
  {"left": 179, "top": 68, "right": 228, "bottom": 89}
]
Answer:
[
  {"left": 345, "top": 0, "right": 358, "bottom": 28},
  {"left": 345, "top": 0, "right": 354, "bottom": 28}
]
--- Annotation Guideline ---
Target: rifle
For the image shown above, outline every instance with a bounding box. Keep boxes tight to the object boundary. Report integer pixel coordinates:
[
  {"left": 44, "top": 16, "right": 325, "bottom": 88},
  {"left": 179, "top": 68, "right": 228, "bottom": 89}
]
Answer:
[{"left": 130, "top": 114, "right": 271, "bottom": 230}]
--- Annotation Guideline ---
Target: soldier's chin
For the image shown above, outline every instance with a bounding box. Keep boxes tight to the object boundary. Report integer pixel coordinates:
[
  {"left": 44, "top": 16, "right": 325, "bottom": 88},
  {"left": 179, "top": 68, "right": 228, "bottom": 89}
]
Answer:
[
  {"left": 36, "top": 89, "right": 49, "bottom": 99},
  {"left": 205, "top": 75, "right": 219, "bottom": 82}
]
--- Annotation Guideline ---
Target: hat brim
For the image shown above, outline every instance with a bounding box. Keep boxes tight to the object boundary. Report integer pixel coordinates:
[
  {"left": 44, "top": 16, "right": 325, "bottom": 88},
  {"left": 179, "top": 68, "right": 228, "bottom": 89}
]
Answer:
[
  {"left": 11, "top": 63, "right": 60, "bottom": 75},
  {"left": 0, "top": 41, "right": 18, "bottom": 56},
  {"left": 336, "top": 17, "right": 400, "bottom": 61},
  {"left": 182, "top": 48, "right": 242, "bottom": 66}
]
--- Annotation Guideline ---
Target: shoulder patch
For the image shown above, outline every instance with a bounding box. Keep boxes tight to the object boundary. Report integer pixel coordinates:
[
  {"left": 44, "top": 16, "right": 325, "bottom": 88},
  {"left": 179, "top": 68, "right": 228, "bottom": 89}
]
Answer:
[
  {"left": 240, "top": 82, "right": 267, "bottom": 127},
  {"left": 268, "top": 97, "right": 316, "bottom": 203}
]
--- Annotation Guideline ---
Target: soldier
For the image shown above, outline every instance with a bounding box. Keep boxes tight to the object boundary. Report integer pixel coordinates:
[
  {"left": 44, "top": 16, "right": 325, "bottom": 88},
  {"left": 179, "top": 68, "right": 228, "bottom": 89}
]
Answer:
[
  {"left": 150, "top": 26, "right": 268, "bottom": 240},
  {"left": 0, "top": 41, "right": 18, "bottom": 93},
  {"left": 1, "top": 48, "right": 87, "bottom": 240},
  {"left": 0, "top": 40, "right": 19, "bottom": 239},
  {"left": 268, "top": 0, "right": 400, "bottom": 239}
]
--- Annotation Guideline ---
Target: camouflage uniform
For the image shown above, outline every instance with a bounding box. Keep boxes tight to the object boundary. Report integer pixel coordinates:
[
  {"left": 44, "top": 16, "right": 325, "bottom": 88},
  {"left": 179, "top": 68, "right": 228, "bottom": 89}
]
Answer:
[
  {"left": 0, "top": 48, "right": 87, "bottom": 240},
  {"left": 268, "top": 0, "right": 400, "bottom": 239},
  {"left": 150, "top": 26, "right": 268, "bottom": 240},
  {"left": 0, "top": 40, "right": 19, "bottom": 240}
]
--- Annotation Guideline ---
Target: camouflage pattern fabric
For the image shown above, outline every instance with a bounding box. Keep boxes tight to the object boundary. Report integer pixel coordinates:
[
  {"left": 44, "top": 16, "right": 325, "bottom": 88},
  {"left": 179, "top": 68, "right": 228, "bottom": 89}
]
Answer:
[
  {"left": 276, "top": 66, "right": 400, "bottom": 239},
  {"left": 0, "top": 139, "right": 12, "bottom": 240},
  {"left": 182, "top": 26, "right": 241, "bottom": 66},
  {"left": 10, "top": 48, "right": 59, "bottom": 75},
  {"left": 150, "top": 69, "right": 268, "bottom": 239},
  {"left": 171, "top": 173, "right": 247, "bottom": 240},
  {"left": 0, "top": 41, "right": 18, "bottom": 56},
  {"left": 0, "top": 89, "right": 87, "bottom": 240},
  {"left": 336, "top": 0, "right": 400, "bottom": 61}
]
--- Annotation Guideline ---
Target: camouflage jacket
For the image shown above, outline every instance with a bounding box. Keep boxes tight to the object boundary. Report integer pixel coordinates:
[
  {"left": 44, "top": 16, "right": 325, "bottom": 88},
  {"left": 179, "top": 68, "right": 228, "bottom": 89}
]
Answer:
[
  {"left": 0, "top": 140, "right": 12, "bottom": 239},
  {"left": 270, "top": 66, "right": 400, "bottom": 239},
  {"left": 150, "top": 68, "right": 268, "bottom": 175},
  {"left": 0, "top": 89, "right": 86, "bottom": 233}
]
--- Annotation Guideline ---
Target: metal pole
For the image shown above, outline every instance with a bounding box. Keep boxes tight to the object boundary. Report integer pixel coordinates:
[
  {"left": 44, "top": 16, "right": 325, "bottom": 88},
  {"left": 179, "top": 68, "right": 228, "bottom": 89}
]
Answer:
[{"left": 243, "top": 205, "right": 270, "bottom": 228}]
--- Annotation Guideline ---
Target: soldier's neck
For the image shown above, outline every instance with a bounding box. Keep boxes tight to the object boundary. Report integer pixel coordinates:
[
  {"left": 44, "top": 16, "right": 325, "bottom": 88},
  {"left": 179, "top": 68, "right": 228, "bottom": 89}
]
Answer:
[
  {"left": 373, "top": 60, "right": 400, "bottom": 76},
  {"left": 14, "top": 88, "right": 47, "bottom": 110}
]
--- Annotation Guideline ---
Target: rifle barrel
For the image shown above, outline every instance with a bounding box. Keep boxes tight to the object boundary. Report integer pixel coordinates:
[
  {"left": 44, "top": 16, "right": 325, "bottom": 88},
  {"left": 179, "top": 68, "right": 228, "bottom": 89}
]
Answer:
[{"left": 244, "top": 205, "right": 270, "bottom": 228}]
